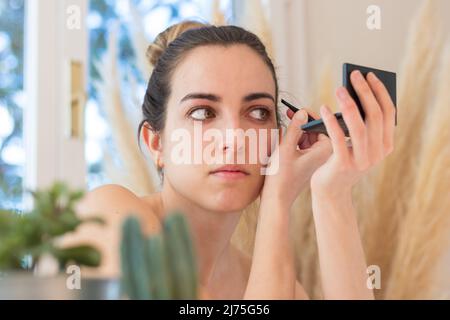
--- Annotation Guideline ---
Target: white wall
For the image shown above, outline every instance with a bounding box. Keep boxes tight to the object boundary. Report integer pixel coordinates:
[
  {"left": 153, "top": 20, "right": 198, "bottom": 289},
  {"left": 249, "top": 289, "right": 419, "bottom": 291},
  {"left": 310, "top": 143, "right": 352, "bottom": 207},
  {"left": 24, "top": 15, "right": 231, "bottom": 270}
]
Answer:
[{"left": 271, "top": 0, "right": 450, "bottom": 105}]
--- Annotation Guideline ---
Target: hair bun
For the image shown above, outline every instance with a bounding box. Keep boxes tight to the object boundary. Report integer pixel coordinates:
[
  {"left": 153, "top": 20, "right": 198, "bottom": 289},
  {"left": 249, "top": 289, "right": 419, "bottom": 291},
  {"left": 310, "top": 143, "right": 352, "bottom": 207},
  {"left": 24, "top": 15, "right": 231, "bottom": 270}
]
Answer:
[{"left": 146, "top": 20, "right": 208, "bottom": 68}]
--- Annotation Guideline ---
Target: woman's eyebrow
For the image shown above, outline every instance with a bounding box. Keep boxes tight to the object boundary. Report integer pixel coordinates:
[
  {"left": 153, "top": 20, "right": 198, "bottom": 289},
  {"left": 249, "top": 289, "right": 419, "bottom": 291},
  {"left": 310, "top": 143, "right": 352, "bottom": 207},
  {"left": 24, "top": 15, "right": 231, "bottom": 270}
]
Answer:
[
  {"left": 243, "top": 92, "right": 275, "bottom": 103},
  {"left": 180, "top": 93, "right": 221, "bottom": 103},
  {"left": 179, "top": 92, "right": 275, "bottom": 104}
]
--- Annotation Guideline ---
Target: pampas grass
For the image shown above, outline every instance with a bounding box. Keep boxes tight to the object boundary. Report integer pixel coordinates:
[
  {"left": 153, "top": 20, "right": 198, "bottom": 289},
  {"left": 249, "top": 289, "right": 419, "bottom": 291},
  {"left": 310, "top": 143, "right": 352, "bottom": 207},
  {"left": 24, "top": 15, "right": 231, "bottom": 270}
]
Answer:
[
  {"left": 231, "top": 198, "right": 260, "bottom": 257},
  {"left": 384, "top": 44, "right": 450, "bottom": 299},
  {"left": 236, "top": 0, "right": 274, "bottom": 60},
  {"left": 359, "top": 0, "right": 445, "bottom": 299},
  {"left": 95, "top": 25, "right": 157, "bottom": 196},
  {"left": 310, "top": 59, "right": 337, "bottom": 112},
  {"left": 128, "top": 0, "right": 154, "bottom": 79},
  {"left": 211, "top": 0, "right": 226, "bottom": 26},
  {"left": 280, "top": 0, "right": 450, "bottom": 300},
  {"left": 291, "top": 189, "right": 323, "bottom": 299}
]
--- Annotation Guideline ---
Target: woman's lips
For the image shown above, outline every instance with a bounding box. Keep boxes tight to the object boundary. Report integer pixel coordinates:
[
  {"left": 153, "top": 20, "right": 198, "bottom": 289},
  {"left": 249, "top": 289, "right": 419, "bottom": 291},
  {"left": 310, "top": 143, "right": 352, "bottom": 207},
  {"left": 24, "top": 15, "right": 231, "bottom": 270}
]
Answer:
[
  {"left": 209, "top": 165, "right": 249, "bottom": 180},
  {"left": 210, "top": 170, "right": 249, "bottom": 180}
]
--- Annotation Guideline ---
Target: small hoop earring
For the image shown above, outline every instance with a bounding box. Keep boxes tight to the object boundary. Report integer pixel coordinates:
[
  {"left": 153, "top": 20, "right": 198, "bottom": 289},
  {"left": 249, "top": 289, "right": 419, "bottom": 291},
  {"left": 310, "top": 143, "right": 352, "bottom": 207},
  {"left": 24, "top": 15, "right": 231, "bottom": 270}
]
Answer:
[{"left": 157, "top": 158, "right": 164, "bottom": 169}]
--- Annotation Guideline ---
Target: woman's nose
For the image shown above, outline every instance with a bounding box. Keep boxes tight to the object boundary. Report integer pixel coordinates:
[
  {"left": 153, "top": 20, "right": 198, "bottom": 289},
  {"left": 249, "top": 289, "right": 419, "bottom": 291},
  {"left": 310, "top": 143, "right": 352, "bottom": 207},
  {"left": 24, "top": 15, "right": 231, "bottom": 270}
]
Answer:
[{"left": 219, "top": 115, "right": 246, "bottom": 154}]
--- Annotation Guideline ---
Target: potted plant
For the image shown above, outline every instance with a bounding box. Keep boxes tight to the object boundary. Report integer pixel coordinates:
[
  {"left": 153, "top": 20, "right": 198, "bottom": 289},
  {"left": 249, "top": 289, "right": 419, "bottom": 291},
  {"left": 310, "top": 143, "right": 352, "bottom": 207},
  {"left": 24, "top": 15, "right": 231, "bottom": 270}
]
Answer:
[
  {"left": 0, "top": 182, "right": 201, "bottom": 300},
  {"left": 0, "top": 182, "right": 119, "bottom": 299}
]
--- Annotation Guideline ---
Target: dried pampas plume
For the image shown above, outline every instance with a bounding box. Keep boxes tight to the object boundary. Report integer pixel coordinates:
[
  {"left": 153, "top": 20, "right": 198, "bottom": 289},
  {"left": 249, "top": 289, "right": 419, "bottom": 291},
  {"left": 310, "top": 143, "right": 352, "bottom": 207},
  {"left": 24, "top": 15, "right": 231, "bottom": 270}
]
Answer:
[
  {"left": 291, "top": 188, "right": 323, "bottom": 299},
  {"left": 211, "top": 0, "right": 226, "bottom": 26},
  {"left": 384, "top": 44, "right": 450, "bottom": 299},
  {"left": 236, "top": 0, "right": 274, "bottom": 60},
  {"left": 310, "top": 58, "right": 336, "bottom": 112},
  {"left": 94, "top": 24, "right": 157, "bottom": 196},
  {"left": 128, "top": 0, "right": 154, "bottom": 78},
  {"left": 360, "top": 0, "right": 445, "bottom": 299},
  {"left": 283, "top": 0, "right": 450, "bottom": 300}
]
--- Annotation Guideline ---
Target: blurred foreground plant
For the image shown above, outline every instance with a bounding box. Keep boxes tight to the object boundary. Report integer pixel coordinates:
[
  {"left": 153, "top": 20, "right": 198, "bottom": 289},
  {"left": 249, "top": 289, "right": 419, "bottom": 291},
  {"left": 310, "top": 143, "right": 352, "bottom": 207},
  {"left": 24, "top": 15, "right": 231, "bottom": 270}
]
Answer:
[
  {"left": 120, "top": 212, "right": 198, "bottom": 299},
  {"left": 0, "top": 182, "right": 104, "bottom": 272}
]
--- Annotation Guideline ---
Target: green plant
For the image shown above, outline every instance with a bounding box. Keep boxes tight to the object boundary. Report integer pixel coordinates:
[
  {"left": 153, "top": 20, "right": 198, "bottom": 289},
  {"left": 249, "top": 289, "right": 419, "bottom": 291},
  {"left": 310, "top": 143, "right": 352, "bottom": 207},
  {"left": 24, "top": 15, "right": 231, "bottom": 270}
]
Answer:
[
  {"left": 0, "top": 182, "right": 104, "bottom": 271},
  {"left": 120, "top": 212, "right": 198, "bottom": 300}
]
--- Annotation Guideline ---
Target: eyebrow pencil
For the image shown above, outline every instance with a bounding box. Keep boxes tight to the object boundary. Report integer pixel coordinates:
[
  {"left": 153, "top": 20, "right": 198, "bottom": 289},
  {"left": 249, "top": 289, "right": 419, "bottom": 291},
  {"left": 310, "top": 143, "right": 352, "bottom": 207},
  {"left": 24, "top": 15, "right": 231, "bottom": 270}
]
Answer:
[
  {"left": 281, "top": 99, "right": 315, "bottom": 122},
  {"left": 281, "top": 98, "right": 347, "bottom": 136}
]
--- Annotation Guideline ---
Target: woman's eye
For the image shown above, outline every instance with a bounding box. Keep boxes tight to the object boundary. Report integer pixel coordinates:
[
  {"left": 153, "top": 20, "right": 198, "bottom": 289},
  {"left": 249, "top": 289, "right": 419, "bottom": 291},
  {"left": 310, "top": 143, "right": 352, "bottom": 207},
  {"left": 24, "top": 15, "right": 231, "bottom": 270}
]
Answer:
[
  {"left": 189, "top": 107, "right": 215, "bottom": 121},
  {"left": 249, "top": 108, "right": 270, "bottom": 121}
]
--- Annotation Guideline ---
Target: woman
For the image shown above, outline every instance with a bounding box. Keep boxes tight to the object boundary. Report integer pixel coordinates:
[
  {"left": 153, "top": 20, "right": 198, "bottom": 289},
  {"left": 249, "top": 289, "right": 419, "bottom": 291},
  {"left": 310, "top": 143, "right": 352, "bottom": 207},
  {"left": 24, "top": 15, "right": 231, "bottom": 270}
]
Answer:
[{"left": 78, "top": 21, "right": 395, "bottom": 299}]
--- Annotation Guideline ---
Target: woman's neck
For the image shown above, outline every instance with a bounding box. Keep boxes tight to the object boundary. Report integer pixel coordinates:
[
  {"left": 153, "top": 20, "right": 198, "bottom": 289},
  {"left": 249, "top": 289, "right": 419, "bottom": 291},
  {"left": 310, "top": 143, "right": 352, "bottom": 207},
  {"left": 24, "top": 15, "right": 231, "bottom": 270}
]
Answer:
[{"left": 158, "top": 179, "right": 243, "bottom": 287}]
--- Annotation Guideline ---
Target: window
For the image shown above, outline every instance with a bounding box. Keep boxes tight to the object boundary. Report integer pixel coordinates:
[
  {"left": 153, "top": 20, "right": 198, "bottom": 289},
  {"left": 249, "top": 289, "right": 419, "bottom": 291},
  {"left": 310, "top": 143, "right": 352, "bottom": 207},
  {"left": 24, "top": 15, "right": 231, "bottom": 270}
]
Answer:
[
  {"left": 0, "top": 0, "right": 25, "bottom": 211},
  {"left": 86, "top": 0, "right": 234, "bottom": 190}
]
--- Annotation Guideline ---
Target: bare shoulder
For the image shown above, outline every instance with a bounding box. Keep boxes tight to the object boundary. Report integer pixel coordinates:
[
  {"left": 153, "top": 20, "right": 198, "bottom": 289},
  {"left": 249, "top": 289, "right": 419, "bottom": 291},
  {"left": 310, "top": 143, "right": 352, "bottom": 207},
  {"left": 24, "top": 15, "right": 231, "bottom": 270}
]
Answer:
[
  {"left": 61, "top": 184, "right": 161, "bottom": 277},
  {"left": 77, "top": 184, "right": 161, "bottom": 234},
  {"left": 78, "top": 184, "right": 143, "bottom": 214}
]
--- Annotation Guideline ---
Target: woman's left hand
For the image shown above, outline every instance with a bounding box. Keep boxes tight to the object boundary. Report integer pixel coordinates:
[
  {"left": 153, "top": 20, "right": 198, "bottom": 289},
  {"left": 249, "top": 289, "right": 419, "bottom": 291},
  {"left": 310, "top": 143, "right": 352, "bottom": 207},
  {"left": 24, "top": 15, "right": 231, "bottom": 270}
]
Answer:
[{"left": 311, "top": 70, "right": 396, "bottom": 198}]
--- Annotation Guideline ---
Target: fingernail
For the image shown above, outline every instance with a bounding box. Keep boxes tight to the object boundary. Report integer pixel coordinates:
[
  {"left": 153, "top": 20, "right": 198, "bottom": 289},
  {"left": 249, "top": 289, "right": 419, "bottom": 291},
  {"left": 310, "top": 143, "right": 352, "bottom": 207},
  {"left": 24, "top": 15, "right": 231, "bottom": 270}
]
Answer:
[
  {"left": 298, "top": 110, "right": 307, "bottom": 120},
  {"left": 369, "top": 72, "right": 379, "bottom": 82},
  {"left": 354, "top": 70, "right": 364, "bottom": 81}
]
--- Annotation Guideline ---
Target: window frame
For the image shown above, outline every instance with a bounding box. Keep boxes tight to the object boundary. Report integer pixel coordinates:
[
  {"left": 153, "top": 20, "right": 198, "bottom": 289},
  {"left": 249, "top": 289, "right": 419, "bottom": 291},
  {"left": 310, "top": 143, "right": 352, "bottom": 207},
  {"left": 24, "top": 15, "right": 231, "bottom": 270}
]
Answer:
[{"left": 24, "top": 0, "right": 88, "bottom": 199}]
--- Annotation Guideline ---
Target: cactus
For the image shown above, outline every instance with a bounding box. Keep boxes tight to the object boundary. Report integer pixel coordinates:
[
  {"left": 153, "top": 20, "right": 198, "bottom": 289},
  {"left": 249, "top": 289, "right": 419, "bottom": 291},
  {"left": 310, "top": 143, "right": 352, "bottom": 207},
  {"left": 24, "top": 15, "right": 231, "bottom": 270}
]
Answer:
[{"left": 120, "top": 211, "right": 198, "bottom": 300}]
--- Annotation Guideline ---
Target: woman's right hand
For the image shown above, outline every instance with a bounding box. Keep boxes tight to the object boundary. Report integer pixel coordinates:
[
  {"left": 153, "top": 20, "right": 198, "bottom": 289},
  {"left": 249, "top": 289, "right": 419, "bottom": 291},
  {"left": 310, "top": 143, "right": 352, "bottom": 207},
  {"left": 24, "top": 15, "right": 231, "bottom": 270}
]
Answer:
[
  {"left": 261, "top": 108, "right": 332, "bottom": 208},
  {"left": 248, "top": 109, "right": 332, "bottom": 299}
]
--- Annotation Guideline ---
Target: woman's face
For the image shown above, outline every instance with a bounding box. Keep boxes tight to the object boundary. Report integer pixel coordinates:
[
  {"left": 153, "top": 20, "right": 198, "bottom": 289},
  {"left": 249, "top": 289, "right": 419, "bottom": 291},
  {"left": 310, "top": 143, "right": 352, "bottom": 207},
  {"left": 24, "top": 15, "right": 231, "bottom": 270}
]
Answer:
[{"left": 161, "top": 44, "right": 278, "bottom": 213}]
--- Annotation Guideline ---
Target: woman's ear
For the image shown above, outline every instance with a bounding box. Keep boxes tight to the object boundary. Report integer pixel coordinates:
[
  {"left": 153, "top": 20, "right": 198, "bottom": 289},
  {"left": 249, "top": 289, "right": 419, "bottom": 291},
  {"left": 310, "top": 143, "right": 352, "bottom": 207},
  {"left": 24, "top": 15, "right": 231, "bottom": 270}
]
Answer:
[{"left": 142, "top": 123, "right": 164, "bottom": 169}]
